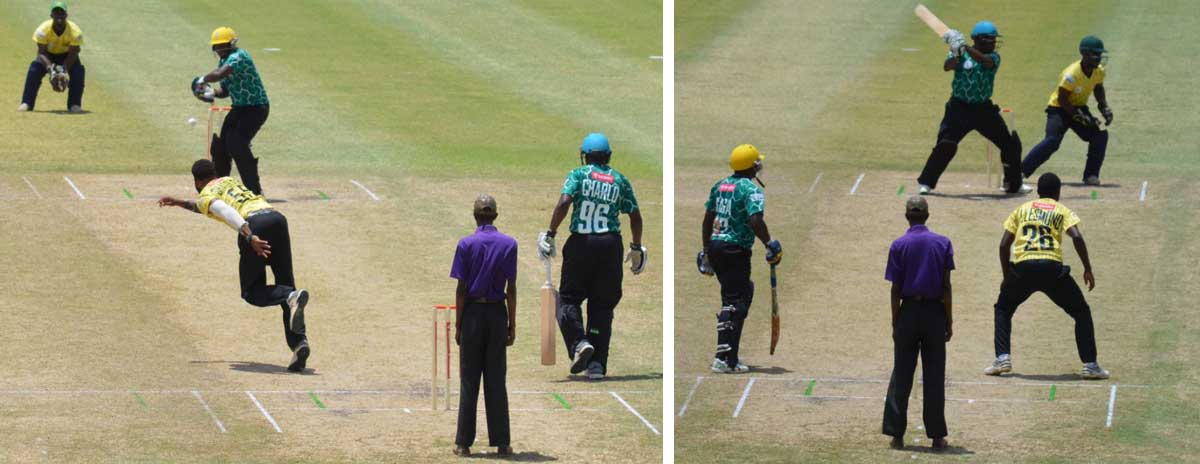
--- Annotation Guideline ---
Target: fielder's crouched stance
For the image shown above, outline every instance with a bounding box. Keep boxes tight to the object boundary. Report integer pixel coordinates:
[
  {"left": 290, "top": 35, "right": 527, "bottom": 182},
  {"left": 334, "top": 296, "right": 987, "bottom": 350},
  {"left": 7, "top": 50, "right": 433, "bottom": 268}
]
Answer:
[
  {"left": 538, "top": 133, "right": 645, "bottom": 380},
  {"left": 160, "top": 160, "right": 311, "bottom": 372},
  {"left": 698, "top": 144, "right": 781, "bottom": 374}
]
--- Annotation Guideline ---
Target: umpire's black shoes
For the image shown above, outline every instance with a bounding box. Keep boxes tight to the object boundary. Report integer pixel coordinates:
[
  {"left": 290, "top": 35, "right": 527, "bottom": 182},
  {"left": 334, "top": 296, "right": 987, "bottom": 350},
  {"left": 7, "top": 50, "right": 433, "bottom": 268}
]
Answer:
[
  {"left": 453, "top": 446, "right": 470, "bottom": 457},
  {"left": 931, "top": 438, "right": 949, "bottom": 451},
  {"left": 288, "top": 341, "right": 310, "bottom": 372},
  {"left": 497, "top": 446, "right": 513, "bottom": 456},
  {"left": 889, "top": 436, "right": 904, "bottom": 450},
  {"left": 570, "top": 341, "right": 594, "bottom": 374}
]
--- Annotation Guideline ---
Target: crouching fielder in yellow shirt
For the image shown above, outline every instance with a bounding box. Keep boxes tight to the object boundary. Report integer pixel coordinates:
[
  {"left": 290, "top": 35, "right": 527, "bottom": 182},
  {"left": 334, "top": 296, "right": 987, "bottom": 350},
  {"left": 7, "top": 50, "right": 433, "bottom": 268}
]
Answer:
[{"left": 159, "top": 159, "right": 312, "bottom": 372}]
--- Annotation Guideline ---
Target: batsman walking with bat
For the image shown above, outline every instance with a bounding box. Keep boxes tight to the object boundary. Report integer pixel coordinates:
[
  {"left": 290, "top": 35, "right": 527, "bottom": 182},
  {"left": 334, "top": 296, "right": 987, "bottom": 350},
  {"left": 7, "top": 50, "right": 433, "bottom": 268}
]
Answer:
[{"left": 698, "top": 144, "right": 781, "bottom": 374}]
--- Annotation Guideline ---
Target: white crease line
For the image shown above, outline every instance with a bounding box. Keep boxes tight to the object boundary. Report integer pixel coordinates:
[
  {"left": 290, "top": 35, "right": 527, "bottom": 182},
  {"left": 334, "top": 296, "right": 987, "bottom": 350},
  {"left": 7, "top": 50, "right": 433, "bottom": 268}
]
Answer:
[
  {"left": 63, "top": 176, "right": 85, "bottom": 199},
  {"left": 350, "top": 180, "right": 380, "bottom": 201},
  {"left": 22, "top": 176, "right": 42, "bottom": 199},
  {"left": 733, "top": 377, "right": 756, "bottom": 418},
  {"left": 678, "top": 376, "right": 703, "bottom": 417},
  {"left": 649, "top": 55, "right": 664, "bottom": 60},
  {"left": 610, "top": 391, "right": 660, "bottom": 436},
  {"left": 774, "top": 394, "right": 1083, "bottom": 404},
  {"left": 850, "top": 173, "right": 865, "bottom": 195},
  {"left": 1106, "top": 385, "right": 1117, "bottom": 428},
  {"left": 808, "top": 173, "right": 823, "bottom": 193},
  {"left": 1139, "top": 181, "right": 1148, "bottom": 202},
  {"left": 709, "top": 376, "right": 1145, "bottom": 389},
  {"left": 0, "top": 388, "right": 655, "bottom": 395},
  {"left": 192, "top": 390, "right": 226, "bottom": 433},
  {"left": 246, "top": 391, "right": 282, "bottom": 433}
]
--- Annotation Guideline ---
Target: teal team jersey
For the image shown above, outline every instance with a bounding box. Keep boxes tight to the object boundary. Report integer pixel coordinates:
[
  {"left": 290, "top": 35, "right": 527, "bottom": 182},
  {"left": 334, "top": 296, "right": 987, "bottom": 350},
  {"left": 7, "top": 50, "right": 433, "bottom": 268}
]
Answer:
[
  {"left": 705, "top": 176, "right": 764, "bottom": 249},
  {"left": 219, "top": 49, "right": 269, "bottom": 107},
  {"left": 949, "top": 51, "right": 1001, "bottom": 104},
  {"left": 561, "top": 164, "right": 638, "bottom": 235}
]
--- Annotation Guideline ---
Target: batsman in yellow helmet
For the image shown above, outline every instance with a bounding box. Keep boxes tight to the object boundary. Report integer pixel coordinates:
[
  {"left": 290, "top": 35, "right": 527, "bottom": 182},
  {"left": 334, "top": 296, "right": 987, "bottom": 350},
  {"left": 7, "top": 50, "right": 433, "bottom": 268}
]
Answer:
[
  {"left": 191, "top": 26, "right": 271, "bottom": 196},
  {"left": 698, "top": 144, "right": 781, "bottom": 373}
]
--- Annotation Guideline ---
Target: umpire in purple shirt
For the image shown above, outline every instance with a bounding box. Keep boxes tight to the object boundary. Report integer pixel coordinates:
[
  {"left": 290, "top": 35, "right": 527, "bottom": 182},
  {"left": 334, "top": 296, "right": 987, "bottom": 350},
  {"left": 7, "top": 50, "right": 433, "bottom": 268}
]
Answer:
[
  {"left": 882, "top": 196, "right": 953, "bottom": 451},
  {"left": 450, "top": 194, "right": 517, "bottom": 457}
]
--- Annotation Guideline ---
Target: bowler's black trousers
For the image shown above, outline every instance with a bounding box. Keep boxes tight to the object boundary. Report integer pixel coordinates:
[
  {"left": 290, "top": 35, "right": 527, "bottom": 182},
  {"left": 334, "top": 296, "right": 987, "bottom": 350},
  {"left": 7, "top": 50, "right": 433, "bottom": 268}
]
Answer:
[
  {"left": 237, "top": 209, "right": 304, "bottom": 351},
  {"left": 456, "top": 301, "right": 510, "bottom": 448},
  {"left": 883, "top": 299, "right": 947, "bottom": 440}
]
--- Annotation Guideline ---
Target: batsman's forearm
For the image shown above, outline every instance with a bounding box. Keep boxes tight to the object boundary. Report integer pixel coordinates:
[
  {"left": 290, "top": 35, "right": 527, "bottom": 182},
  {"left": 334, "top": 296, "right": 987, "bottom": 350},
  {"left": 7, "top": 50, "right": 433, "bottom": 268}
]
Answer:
[
  {"left": 701, "top": 210, "right": 715, "bottom": 249},
  {"left": 548, "top": 198, "right": 571, "bottom": 233},
  {"left": 1073, "top": 236, "right": 1093, "bottom": 272},
  {"left": 963, "top": 46, "right": 994, "bottom": 68},
  {"left": 629, "top": 211, "right": 643, "bottom": 245},
  {"left": 749, "top": 214, "right": 771, "bottom": 245}
]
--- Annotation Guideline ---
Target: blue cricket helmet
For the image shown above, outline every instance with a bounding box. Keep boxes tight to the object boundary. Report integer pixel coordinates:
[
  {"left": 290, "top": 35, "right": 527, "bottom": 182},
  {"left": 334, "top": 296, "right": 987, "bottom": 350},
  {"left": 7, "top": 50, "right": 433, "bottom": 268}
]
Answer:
[
  {"left": 971, "top": 20, "right": 998, "bottom": 38},
  {"left": 580, "top": 132, "right": 611, "bottom": 155}
]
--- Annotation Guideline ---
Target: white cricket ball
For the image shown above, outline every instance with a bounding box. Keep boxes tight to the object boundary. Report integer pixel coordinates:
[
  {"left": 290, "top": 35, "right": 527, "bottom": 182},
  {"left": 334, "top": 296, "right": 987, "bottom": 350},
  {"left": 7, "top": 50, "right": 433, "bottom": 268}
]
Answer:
[{"left": 187, "top": 117, "right": 198, "bottom": 126}]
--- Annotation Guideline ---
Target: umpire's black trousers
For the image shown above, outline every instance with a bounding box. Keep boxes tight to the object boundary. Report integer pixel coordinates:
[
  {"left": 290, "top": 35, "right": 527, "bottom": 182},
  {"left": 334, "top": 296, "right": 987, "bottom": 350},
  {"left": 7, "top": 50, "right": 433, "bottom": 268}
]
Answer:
[
  {"left": 918, "top": 98, "right": 1022, "bottom": 191},
  {"left": 456, "top": 301, "right": 510, "bottom": 448},
  {"left": 883, "top": 299, "right": 947, "bottom": 440},
  {"left": 558, "top": 232, "right": 623, "bottom": 372},
  {"left": 213, "top": 105, "right": 270, "bottom": 195},
  {"left": 994, "top": 259, "right": 1097, "bottom": 363},
  {"left": 238, "top": 209, "right": 305, "bottom": 351},
  {"left": 709, "top": 241, "right": 753, "bottom": 367}
]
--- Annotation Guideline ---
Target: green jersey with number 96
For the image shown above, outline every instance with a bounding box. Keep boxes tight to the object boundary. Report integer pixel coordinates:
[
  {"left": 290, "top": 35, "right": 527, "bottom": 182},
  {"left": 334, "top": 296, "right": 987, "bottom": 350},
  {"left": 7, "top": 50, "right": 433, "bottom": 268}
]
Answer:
[
  {"left": 562, "top": 164, "right": 638, "bottom": 235},
  {"left": 705, "top": 176, "right": 764, "bottom": 249}
]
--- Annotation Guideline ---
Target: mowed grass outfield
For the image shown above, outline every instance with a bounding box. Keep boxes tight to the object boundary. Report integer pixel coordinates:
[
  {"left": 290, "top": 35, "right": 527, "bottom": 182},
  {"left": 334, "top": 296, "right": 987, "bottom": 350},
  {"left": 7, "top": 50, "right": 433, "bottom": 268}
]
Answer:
[
  {"left": 0, "top": 1, "right": 661, "bottom": 462},
  {"left": 676, "top": 1, "right": 1198, "bottom": 462}
]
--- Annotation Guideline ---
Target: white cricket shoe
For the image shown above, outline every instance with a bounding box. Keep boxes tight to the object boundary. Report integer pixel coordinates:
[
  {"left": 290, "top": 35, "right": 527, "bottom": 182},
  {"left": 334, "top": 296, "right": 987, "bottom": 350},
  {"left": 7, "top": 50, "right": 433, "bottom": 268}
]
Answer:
[
  {"left": 711, "top": 358, "right": 749, "bottom": 374},
  {"left": 586, "top": 362, "right": 605, "bottom": 380},
  {"left": 983, "top": 356, "right": 1012, "bottom": 376},
  {"left": 1081, "top": 362, "right": 1110, "bottom": 380},
  {"left": 68, "top": 105, "right": 82, "bottom": 113},
  {"left": 17, "top": 103, "right": 30, "bottom": 112},
  {"left": 1084, "top": 176, "right": 1102, "bottom": 186},
  {"left": 918, "top": 184, "right": 933, "bottom": 195},
  {"left": 999, "top": 184, "right": 1034, "bottom": 194},
  {"left": 286, "top": 289, "right": 309, "bottom": 334},
  {"left": 570, "top": 340, "right": 594, "bottom": 374}
]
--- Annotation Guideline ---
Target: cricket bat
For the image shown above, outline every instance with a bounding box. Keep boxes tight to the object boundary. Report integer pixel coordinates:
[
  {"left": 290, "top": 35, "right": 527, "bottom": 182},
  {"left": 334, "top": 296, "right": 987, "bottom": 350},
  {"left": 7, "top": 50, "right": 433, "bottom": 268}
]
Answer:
[
  {"left": 769, "top": 263, "right": 780, "bottom": 355},
  {"left": 540, "top": 257, "right": 557, "bottom": 366},
  {"left": 914, "top": 4, "right": 950, "bottom": 37}
]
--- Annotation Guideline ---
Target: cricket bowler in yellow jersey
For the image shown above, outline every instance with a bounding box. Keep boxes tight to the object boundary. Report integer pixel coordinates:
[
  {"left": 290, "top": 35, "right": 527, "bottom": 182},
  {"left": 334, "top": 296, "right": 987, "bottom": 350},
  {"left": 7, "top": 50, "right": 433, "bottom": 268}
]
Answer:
[
  {"left": 985, "top": 172, "right": 1109, "bottom": 379},
  {"left": 159, "top": 159, "right": 311, "bottom": 372}
]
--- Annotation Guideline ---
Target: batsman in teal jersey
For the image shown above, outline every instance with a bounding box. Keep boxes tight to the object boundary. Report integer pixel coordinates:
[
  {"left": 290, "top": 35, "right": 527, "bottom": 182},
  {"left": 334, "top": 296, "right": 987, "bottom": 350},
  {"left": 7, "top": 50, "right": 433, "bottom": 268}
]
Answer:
[
  {"left": 538, "top": 133, "right": 645, "bottom": 380},
  {"left": 698, "top": 144, "right": 781, "bottom": 373}
]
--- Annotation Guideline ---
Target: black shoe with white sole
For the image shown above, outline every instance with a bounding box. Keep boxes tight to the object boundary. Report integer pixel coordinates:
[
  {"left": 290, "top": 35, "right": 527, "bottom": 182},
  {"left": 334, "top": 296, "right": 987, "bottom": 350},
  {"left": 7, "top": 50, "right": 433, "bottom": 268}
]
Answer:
[
  {"left": 288, "top": 342, "right": 310, "bottom": 372},
  {"left": 287, "top": 289, "right": 309, "bottom": 335},
  {"left": 570, "top": 341, "right": 594, "bottom": 375}
]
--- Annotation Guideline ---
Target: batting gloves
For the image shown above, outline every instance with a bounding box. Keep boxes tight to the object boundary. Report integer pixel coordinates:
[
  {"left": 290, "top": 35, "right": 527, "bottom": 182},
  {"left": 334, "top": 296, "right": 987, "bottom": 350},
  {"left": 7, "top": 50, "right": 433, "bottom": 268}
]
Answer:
[
  {"left": 537, "top": 230, "right": 556, "bottom": 259},
  {"left": 765, "top": 239, "right": 782, "bottom": 265},
  {"left": 626, "top": 242, "right": 647, "bottom": 275}
]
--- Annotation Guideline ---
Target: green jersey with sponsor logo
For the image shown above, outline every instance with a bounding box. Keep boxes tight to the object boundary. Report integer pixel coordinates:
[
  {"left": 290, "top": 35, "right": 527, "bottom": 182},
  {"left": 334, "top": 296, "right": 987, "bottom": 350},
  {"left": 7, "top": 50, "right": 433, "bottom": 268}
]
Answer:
[
  {"left": 949, "top": 51, "right": 1000, "bottom": 104},
  {"left": 561, "top": 164, "right": 638, "bottom": 235},
  {"left": 705, "top": 176, "right": 764, "bottom": 249},
  {"left": 219, "top": 48, "right": 269, "bottom": 107}
]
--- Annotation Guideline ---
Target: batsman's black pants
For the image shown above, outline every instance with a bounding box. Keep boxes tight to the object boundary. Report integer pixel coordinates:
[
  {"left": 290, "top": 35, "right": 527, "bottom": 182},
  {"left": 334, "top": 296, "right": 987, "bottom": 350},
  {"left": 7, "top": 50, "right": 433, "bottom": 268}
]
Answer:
[
  {"left": 213, "top": 105, "right": 270, "bottom": 195},
  {"left": 238, "top": 209, "right": 305, "bottom": 351},
  {"left": 21, "top": 52, "right": 85, "bottom": 110},
  {"left": 557, "top": 232, "right": 623, "bottom": 373},
  {"left": 882, "top": 299, "right": 947, "bottom": 440},
  {"left": 456, "top": 301, "right": 510, "bottom": 448},
  {"left": 918, "top": 98, "right": 1023, "bottom": 192},
  {"left": 1021, "top": 106, "right": 1109, "bottom": 181},
  {"left": 709, "top": 241, "right": 754, "bottom": 367},
  {"left": 994, "top": 259, "right": 1097, "bottom": 363}
]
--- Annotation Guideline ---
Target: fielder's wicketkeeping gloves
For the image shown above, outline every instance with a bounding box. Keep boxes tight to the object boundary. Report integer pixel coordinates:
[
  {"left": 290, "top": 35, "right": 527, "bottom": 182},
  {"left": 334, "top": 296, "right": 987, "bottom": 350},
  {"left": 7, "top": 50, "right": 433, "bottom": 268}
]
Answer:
[
  {"left": 765, "top": 239, "right": 782, "bottom": 265},
  {"left": 1100, "top": 105, "right": 1114, "bottom": 126},
  {"left": 1071, "top": 112, "right": 1099, "bottom": 130},
  {"left": 696, "top": 250, "right": 714, "bottom": 276},
  {"left": 191, "top": 76, "right": 215, "bottom": 103},
  {"left": 625, "top": 242, "right": 647, "bottom": 275},
  {"left": 49, "top": 65, "right": 67, "bottom": 92},
  {"left": 537, "top": 230, "right": 556, "bottom": 259}
]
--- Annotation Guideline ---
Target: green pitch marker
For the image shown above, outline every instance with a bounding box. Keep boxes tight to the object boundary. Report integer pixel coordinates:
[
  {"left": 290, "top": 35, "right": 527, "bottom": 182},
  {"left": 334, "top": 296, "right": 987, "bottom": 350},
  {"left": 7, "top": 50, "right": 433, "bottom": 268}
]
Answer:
[
  {"left": 551, "top": 392, "right": 572, "bottom": 410},
  {"left": 122, "top": 188, "right": 133, "bottom": 199},
  {"left": 316, "top": 190, "right": 331, "bottom": 200},
  {"left": 308, "top": 392, "right": 326, "bottom": 409},
  {"left": 897, "top": 185, "right": 905, "bottom": 196},
  {"left": 1049, "top": 384, "right": 1057, "bottom": 401},
  {"left": 131, "top": 391, "right": 148, "bottom": 411},
  {"left": 1091, "top": 190, "right": 1098, "bottom": 200},
  {"left": 804, "top": 379, "right": 816, "bottom": 396}
]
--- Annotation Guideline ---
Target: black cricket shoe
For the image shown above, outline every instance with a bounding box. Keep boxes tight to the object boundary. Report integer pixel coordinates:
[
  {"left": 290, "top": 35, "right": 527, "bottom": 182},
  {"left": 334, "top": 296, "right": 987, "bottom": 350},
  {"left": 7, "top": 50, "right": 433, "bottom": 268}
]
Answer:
[
  {"left": 288, "top": 341, "right": 310, "bottom": 372},
  {"left": 287, "top": 289, "right": 309, "bottom": 334},
  {"left": 570, "top": 340, "right": 594, "bottom": 375}
]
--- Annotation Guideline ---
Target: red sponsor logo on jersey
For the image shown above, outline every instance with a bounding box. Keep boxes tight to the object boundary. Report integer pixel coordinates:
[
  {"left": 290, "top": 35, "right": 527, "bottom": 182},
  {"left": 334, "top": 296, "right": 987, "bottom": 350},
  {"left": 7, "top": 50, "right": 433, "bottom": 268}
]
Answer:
[
  {"left": 590, "top": 172, "right": 615, "bottom": 184},
  {"left": 1032, "top": 201, "right": 1056, "bottom": 211},
  {"left": 718, "top": 183, "right": 736, "bottom": 192}
]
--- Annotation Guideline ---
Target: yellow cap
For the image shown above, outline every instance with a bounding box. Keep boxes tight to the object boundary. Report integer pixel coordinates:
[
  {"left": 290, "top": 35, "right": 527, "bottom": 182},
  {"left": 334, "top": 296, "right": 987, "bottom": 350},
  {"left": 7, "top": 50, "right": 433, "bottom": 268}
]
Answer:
[
  {"left": 210, "top": 27, "right": 237, "bottom": 46},
  {"left": 729, "top": 144, "right": 763, "bottom": 171}
]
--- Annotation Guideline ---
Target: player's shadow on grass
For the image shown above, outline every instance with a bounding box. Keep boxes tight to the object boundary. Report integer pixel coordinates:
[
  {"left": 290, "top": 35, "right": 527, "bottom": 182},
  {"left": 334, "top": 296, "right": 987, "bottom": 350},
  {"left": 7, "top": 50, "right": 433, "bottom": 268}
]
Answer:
[
  {"left": 554, "top": 372, "right": 661, "bottom": 383},
  {"left": 902, "top": 444, "right": 974, "bottom": 456},
  {"left": 1064, "top": 182, "right": 1122, "bottom": 189},
  {"left": 190, "top": 360, "right": 317, "bottom": 375},
  {"left": 463, "top": 450, "right": 557, "bottom": 461},
  {"left": 748, "top": 365, "right": 793, "bottom": 375},
  {"left": 921, "top": 192, "right": 1013, "bottom": 201},
  {"left": 45, "top": 109, "right": 92, "bottom": 115},
  {"left": 1006, "top": 372, "right": 1086, "bottom": 382}
]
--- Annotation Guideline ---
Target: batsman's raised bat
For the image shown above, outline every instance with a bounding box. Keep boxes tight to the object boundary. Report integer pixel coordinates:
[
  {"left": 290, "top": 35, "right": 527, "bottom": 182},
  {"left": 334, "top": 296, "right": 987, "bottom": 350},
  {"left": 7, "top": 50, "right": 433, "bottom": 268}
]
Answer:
[
  {"left": 770, "top": 263, "right": 780, "bottom": 355},
  {"left": 540, "top": 257, "right": 557, "bottom": 366},
  {"left": 914, "top": 4, "right": 950, "bottom": 37}
]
